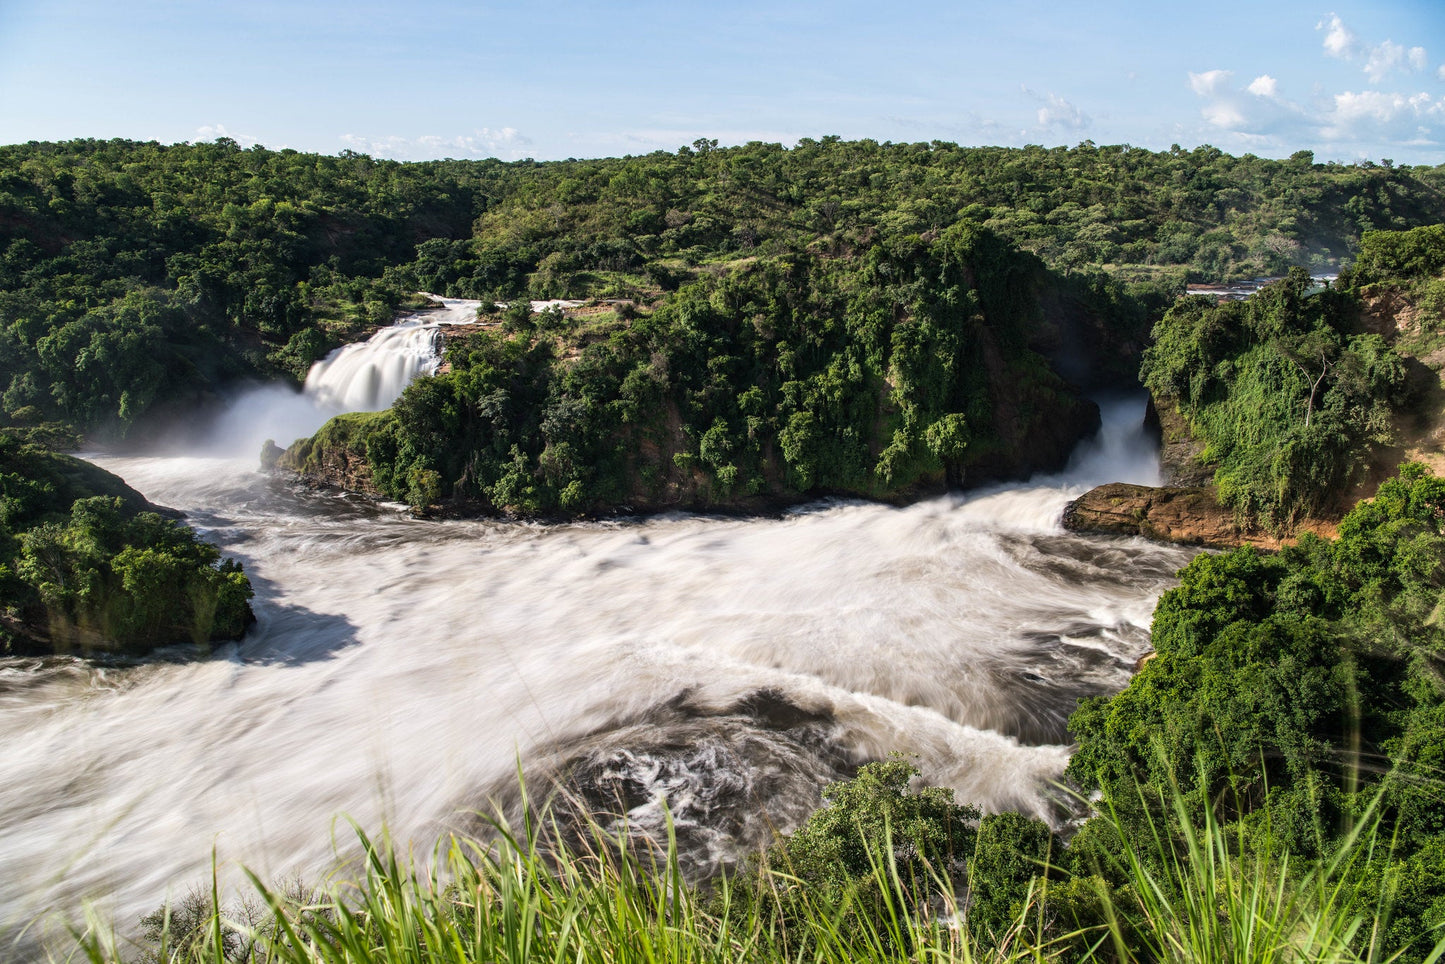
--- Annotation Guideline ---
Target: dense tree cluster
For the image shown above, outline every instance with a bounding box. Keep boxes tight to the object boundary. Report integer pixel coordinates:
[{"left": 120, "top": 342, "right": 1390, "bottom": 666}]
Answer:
[
  {"left": 283, "top": 225, "right": 1114, "bottom": 513},
  {"left": 1143, "top": 267, "right": 1417, "bottom": 528},
  {"left": 0, "top": 138, "right": 474, "bottom": 436},
  {"left": 0, "top": 433, "right": 252, "bottom": 655},
  {"left": 1066, "top": 463, "right": 1445, "bottom": 954},
  {"left": 2, "top": 137, "right": 1441, "bottom": 441}
]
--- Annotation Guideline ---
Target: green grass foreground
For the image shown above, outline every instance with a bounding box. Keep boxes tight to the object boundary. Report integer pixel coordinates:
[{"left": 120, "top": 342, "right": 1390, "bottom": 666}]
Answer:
[
  {"left": 52, "top": 774, "right": 1445, "bottom": 964},
  {"left": 38, "top": 462, "right": 1445, "bottom": 964}
]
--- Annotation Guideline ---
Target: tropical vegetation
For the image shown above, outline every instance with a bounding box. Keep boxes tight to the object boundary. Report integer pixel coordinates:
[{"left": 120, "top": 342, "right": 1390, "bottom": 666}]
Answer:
[
  {"left": 0, "top": 431, "right": 253, "bottom": 655},
  {"left": 2, "top": 137, "right": 1441, "bottom": 442}
]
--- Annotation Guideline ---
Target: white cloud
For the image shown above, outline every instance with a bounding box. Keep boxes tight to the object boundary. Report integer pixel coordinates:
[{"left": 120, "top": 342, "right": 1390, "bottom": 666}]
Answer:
[
  {"left": 1318, "top": 14, "right": 1430, "bottom": 84},
  {"left": 1247, "top": 75, "right": 1278, "bottom": 98},
  {"left": 1017, "top": 87, "right": 1090, "bottom": 134},
  {"left": 1036, "top": 92, "right": 1088, "bottom": 130},
  {"left": 1320, "top": 13, "right": 1357, "bottom": 59},
  {"left": 1201, "top": 102, "right": 1247, "bottom": 128},
  {"left": 1325, "top": 90, "right": 1443, "bottom": 137},
  {"left": 194, "top": 123, "right": 261, "bottom": 148},
  {"left": 1185, "top": 67, "right": 1444, "bottom": 152},
  {"left": 1188, "top": 69, "right": 1231, "bottom": 96},
  {"left": 1365, "top": 40, "right": 1409, "bottom": 83},
  {"left": 1188, "top": 71, "right": 1283, "bottom": 135},
  {"left": 1438, "top": 64, "right": 1445, "bottom": 81},
  {"left": 338, "top": 128, "right": 531, "bottom": 160}
]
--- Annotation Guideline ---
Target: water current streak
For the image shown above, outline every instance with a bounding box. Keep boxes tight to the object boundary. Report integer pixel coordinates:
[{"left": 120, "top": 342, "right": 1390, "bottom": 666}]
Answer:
[{"left": 0, "top": 311, "right": 1196, "bottom": 932}]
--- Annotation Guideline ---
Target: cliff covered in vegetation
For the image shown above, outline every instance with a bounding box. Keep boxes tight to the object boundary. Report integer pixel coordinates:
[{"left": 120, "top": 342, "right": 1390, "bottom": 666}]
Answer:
[
  {"left": 1065, "top": 224, "right": 1445, "bottom": 543},
  {"left": 2, "top": 138, "right": 1441, "bottom": 444},
  {"left": 0, "top": 433, "right": 253, "bottom": 655},
  {"left": 279, "top": 225, "right": 1123, "bottom": 514}
]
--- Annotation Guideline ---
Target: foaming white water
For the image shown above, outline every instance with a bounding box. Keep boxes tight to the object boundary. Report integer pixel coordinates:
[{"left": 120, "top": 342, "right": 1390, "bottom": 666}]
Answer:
[
  {"left": 303, "top": 323, "right": 441, "bottom": 411},
  {"left": 199, "top": 296, "right": 480, "bottom": 457},
  {"left": 949, "top": 393, "right": 1162, "bottom": 534},
  {"left": 1061, "top": 394, "right": 1163, "bottom": 489},
  {"left": 0, "top": 395, "right": 1193, "bottom": 938}
]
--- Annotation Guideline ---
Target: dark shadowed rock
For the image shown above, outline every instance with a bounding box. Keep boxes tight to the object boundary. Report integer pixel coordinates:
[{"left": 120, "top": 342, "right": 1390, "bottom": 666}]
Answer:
[{"left": 1146, "top": 395, "right": 1214, "bottom": 486}]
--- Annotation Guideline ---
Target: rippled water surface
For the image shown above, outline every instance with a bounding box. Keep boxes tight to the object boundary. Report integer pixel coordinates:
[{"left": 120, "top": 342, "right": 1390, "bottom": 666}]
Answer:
[{"left": 0, "top": 388, "right": 1194, "bottom": 937}]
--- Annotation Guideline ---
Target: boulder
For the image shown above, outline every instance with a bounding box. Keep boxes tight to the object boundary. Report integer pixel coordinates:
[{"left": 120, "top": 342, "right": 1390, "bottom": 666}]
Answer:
[{"left": 1062, "top": 482, "right": 1275, "bottom": 549}]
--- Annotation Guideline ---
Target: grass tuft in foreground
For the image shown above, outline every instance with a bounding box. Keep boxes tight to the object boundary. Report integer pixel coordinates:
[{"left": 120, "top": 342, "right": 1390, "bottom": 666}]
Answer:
[{"left": 50, "top": 762, "right": 1445, "bottom": 964}]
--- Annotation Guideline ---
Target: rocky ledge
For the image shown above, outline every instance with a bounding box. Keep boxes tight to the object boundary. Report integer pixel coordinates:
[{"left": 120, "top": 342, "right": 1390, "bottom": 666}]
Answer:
[{"left": 1062, "top": 482, "right": 1291, "bottom": 550}]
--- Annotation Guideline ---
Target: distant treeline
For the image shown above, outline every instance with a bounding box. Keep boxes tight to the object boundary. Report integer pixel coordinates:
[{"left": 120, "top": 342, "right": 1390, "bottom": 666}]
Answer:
[{"left": 1, "top": 136, "right": 1442, "bottom": 439}]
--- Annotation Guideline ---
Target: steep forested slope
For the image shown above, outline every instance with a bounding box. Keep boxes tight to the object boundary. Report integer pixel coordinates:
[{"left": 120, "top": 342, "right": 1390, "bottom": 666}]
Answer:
[
  {"left": 1133, "top": 225, "right": 1445, "bottom": 532},
  {"left": 280, "top": 225, "right": 1118, "bottom": 514},
  {"left": 0, "top": 432, "right": 253, "bottom": 655},
  {"left": 2, "top": 137, "right": 1442, "bottom": 443}
]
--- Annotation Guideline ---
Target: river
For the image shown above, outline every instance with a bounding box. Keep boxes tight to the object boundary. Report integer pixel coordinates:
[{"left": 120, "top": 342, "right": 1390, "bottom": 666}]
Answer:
[{"left": 0, "top": 300, "right": 1197, "bottom": 941}]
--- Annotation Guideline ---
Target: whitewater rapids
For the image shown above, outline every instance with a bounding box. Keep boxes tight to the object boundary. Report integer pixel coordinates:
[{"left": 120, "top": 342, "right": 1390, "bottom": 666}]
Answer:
[{"left": 0, "top": 347, "right": 1195, "bottom": 941}]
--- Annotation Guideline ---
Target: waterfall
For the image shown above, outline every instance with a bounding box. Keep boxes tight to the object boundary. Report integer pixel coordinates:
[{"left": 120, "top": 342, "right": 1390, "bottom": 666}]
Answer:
[
  {"left": 301, "top": 296, "right": 481, "bottom": 413},
  {"left": 302, "top": 322, "right": 443, "bottom": 413},
  {"left": 199, "top": 296, "right": 480, "bottom": 456}
]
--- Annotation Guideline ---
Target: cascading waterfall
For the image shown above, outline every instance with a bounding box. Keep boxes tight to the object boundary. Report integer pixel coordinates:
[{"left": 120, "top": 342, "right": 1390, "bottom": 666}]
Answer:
[
  {"left": 198, "top": 295, "right": 480, "bottom": 457},
  {"left": 302, "top": 322, "right": 443, "bottom": 412},
  {"left": 301, "top": 295, "right": 481, "bottom": 413},
  {"left": 0, "top": 315, "right": 1197, "bottom": 946}
]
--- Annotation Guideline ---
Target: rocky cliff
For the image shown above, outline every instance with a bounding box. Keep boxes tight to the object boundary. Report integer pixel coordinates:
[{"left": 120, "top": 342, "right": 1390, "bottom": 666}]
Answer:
[{"left": 1061, "top": 482, "right": 1336, "bottom": 549}]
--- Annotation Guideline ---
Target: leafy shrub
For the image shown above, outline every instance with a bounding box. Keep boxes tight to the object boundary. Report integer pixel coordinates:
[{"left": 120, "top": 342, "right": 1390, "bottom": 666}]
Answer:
[{"left": 1142, "top": 268, "right": 1414, "bottom": 528}]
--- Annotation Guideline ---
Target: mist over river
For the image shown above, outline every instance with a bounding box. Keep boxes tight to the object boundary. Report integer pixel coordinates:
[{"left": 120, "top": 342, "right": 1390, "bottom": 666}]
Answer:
[{"left": 0, "top": 306, "right": 1196, "bottom": 939}]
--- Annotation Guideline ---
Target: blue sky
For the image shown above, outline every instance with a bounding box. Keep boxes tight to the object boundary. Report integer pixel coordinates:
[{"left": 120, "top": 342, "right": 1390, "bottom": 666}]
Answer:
[{"left": 2, "top": 0, "right": 1443, "bottom": 163}]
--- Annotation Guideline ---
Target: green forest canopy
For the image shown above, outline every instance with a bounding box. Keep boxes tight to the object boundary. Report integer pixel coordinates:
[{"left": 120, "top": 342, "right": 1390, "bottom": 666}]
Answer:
[
  {"left": 0, "top": 432, "right": 253, "bottom": 655},
  {"left": 1, "top": 137, "right": 1442, "bottom": 440}
]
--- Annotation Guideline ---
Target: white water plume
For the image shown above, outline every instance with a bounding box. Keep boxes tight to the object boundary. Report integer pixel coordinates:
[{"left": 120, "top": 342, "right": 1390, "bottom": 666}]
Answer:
[
  {"left": 0, "top": 395, "right": 1194, "bottom": 944},
  {"left": 198, "top": 295, "right": 480, "bottom": 457}
]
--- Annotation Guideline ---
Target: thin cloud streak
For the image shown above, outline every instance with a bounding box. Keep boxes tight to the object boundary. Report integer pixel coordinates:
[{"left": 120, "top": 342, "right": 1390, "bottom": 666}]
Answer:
[{"left": 338, "top": 129, "right": 533, "bottom": 160}]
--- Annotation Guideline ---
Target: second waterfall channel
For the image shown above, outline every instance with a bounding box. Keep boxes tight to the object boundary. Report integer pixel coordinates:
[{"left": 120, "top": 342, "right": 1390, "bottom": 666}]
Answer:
[{"left": 0, "top": 298, "right": 1197, "bottom": 930}]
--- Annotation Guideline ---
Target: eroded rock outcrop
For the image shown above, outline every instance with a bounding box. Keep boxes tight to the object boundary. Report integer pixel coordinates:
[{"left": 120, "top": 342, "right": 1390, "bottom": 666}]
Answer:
[
  {"left": 1063, "top": 482, "right": 1275, "bottom": 549},
  {"left": 1145, "top": 395, "right": 1213, "bottom": 486},
  {"left": 275, "top": 414, "right": 383, "bottom": 499}
]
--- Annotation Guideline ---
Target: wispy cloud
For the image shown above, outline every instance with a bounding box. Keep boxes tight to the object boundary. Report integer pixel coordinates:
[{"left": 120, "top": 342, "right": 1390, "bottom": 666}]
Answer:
[
  {"left": 1318, "top": 13, "right": 1430, "bottom": 84},
  {"left": 1185, "top": 16, "right": 1442, "bottom": 155},
  {"left": 1188, "top": 68, "right": 1443, "bottom": 151},
  {"left": 1319, "top": 13, "right": 1358, "bottom": 60},
  {"left": 1324, "top": 90, "right": 1444, "bottom": 142},
  {"left": 194, "top": 123, "right": 263, "bottom": 148},
  {"left": 1018, "top": 87, "right": 1090, "bottom": 134},
  {"left": 338, "top": 128, "right": 532, "bottom": 160},
  {"left": 1035, "top": 92, "right": 1089, "bottom": 131},
  {"left": 1188, "top": 70, "right": 1232, "bottom": 97},
  {"left": 1247, "top": 75, "right": 1278, "bottom": 98}
]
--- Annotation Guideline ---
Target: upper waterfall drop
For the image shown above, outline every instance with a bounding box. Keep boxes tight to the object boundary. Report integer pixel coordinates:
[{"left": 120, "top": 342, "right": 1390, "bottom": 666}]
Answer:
[
  {"left": 195, "top": 296, "right": 482, "bottom": 458},
  {"left": 302, "top": 322, "right": 443, "bottom": 413},
  {"left": 301, "top": 295, "right": 481, "bottom": 414}
]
